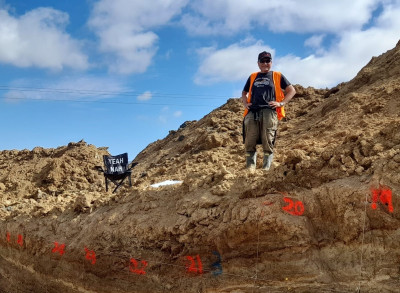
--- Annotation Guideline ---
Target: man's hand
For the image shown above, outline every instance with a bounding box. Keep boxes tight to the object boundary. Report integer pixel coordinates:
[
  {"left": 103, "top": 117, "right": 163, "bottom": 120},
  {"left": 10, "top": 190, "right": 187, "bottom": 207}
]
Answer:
[
  {"left": 241, "top": 91, "right": 251, "bottom": 109},
  {"left": 268, "top": 101, "right": 281, "bottom": 109},
  {"left": 243, "top": 101, "right": 252, "bottom": 109}
]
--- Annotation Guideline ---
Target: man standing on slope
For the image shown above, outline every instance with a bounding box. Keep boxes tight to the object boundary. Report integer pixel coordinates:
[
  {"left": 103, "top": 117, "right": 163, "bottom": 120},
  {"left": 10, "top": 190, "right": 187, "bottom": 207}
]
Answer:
[{"left": 241, "top": 51, "right": 296, "bottom": 170}]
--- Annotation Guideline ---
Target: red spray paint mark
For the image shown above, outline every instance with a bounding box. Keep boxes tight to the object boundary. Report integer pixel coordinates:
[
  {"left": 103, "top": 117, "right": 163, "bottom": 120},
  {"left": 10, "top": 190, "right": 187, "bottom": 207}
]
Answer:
[
  {"left": 6, "top": 232, "right": 10, "bottom": 243},
  {"left": 17, "top": 234, "right": 23, "bottom": 247},
  {"left": 185, "top": 255, "right": 203, "bottom": 274},
  {"left": 371, "top": 186, "right": 393, "bottom": 213},
  {"left": 278, "top": 191, "right": 289, "bottom": 197},
  {"left": 261, "top": 201, "right": 275, "bottom": 217},
  {"left": 129, "top": 258, "right": 148, "bottom": 275},
  {"left": 282, "top": 197, "right": 304, "bottom": 216},
  {"left": 84, "top": 247, "right": 96, "bottom": 265},
  {"left": 52, "top": 242, "right": 65, "bottom": 256}
]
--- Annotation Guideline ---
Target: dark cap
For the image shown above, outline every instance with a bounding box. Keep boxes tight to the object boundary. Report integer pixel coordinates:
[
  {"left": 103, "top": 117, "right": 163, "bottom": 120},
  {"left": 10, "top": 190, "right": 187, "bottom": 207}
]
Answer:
[{"left": 258, "top": 51, "right": 272, "bottom": 61}]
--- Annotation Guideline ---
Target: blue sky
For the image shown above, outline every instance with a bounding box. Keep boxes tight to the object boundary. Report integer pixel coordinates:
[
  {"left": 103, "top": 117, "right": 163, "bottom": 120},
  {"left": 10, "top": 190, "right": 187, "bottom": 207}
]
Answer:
[{"left": 1, "top": 0, "right": 399, "bottom": 158}]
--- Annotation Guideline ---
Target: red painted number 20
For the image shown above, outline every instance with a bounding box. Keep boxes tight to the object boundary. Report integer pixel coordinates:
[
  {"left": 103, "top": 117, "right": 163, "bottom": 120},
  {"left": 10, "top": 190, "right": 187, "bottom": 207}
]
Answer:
[{"left": 282, "top": 197, "right": 304, "bottom": 216}]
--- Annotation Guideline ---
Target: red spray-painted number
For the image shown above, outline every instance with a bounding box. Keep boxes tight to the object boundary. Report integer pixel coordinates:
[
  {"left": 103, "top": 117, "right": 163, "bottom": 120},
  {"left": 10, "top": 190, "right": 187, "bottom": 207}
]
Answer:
[
  {"left": 6, "top": 232, "right": 10, "bottom": 243},
  {"left": 371, "top": 187, "right": 393, "bottom": 213},
  {"left": 185, "top": 255, "right": 203, "bottom": 274},
  {"left": 84, "top": 247, "right": 96, "bottom": 265},
  {"left": 17, "top": 234, "right": 23, "bottom": 247},
  {"left": 282, "top": 197, "right": 304, "bottom": 216},
  {"left": 129, "top": 258, "right": 148, "bottom": 275},
  {"left": 52, "top": 242, "right": 65, "bottom": 255}
]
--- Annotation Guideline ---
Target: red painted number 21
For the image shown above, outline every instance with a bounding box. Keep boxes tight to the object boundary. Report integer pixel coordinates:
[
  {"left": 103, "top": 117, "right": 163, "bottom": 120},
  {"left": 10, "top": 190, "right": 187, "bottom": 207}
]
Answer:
[
  {"left": 282, "top": 197, "right": 304, "bottom": 216},
  {"left": 186, "top": 255, "right": 203, "bottom": 274}
]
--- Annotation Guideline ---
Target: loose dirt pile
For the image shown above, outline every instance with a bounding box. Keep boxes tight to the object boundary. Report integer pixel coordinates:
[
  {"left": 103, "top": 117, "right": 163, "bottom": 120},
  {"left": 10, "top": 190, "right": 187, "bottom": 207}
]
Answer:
[{"left": 1, "top": 41, "right": 400, "bottom": 293}]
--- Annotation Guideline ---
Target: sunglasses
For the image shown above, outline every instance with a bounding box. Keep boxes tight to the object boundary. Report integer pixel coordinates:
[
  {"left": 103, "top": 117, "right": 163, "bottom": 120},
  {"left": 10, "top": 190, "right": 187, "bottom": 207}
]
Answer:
[{"left": 259, "top": 58, "right": 272, "bottom": 64}]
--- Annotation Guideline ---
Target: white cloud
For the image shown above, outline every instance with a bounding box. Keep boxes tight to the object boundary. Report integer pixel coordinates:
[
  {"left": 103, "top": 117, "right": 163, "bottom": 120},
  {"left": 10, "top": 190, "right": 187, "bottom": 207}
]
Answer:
[
  {"left": 195, "top": 1, "right": 400, "bottom": 88},
  {"left": 181, "top": 0, "right": 381, "bottom": 35},
  {"left": 2, "top": 89, "right": 24, "bottom": 103},
  {"left": 137, "top": 91, "right": 152, "bottom": 101},
  {"left": 3, "top": 76, "right": 127, "bottom": 102},
  {"left": 195, "top": 39, "right": 274, "bottom": 84},
  {"left": 0, "top": 8, "right": 88, "bottom": 70},
  {"left": 88, "top": 0, "right": 188, "bottom": 74},
  {"left": 174, "top": 110, "right": 182, "bottom": 117},
  {"left": 304, "top": 34, "right": 326, "bottom": 56},
  {"left": 159, "top": 115, "right": 167, "bottom": 124},
  {"left": 279, "top": 5, "right": 400, "bottom": 88},
  {"left": 158, "top": 106, "right": 182, "bottom": 123}
]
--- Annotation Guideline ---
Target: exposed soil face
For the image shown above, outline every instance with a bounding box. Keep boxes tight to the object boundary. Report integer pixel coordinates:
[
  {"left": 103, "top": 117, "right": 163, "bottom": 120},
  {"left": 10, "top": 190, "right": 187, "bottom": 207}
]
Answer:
[{"left": 1, "top": 41, "right": 400, "bottom": 293}]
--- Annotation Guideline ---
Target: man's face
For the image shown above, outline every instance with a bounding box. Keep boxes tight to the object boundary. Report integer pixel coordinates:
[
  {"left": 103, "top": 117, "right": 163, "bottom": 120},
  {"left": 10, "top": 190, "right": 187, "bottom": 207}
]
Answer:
[{"left": 258, "top": 57, "right": 272, "bottom": 72}]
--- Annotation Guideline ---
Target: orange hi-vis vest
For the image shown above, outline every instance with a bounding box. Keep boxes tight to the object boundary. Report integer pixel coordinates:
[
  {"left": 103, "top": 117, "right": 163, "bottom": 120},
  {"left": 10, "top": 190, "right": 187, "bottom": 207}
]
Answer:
[{"left": 243, "top": 71, "right": 286, "bottom": 120}]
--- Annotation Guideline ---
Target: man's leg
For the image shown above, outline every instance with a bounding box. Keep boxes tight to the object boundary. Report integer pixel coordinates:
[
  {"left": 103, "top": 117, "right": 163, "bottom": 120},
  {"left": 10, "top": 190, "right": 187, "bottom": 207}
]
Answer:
[
  {"left": 244, "top": 112, "right": 259, "bottom": 169},
  {"left": 260, "top": 109, "right": 278, "bottom": 170}
]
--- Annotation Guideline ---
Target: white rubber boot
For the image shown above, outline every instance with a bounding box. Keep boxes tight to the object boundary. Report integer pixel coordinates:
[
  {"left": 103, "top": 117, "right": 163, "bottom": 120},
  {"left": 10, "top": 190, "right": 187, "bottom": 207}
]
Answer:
[
  {"left": 246, "top": 152, "right": 257, "bottom": 170},
  {"left": 262, "top": 153, "right": 274, "bottom": 170}
]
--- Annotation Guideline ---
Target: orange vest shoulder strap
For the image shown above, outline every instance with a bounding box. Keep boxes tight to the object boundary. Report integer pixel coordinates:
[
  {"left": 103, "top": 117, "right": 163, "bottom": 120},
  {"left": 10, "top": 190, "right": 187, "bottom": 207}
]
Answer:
[
  {"left": 243, "top": 72, "right": 259, "bottom": 117},
  {"left": 273, "top": 71, "right": 284, "bottom": 101}
]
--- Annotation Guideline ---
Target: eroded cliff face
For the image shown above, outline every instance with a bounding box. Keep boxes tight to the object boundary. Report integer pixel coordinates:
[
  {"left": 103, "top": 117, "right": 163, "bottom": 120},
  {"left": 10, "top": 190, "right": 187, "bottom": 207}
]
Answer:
[{"left": 1, "top": 41, "right": 400, "bottom": 293}]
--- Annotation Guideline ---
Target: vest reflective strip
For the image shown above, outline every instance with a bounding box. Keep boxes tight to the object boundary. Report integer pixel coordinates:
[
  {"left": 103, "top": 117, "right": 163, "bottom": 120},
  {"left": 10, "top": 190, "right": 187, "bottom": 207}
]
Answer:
[{"left": 243, "top": 71, "right": 286, "bottom": 120}]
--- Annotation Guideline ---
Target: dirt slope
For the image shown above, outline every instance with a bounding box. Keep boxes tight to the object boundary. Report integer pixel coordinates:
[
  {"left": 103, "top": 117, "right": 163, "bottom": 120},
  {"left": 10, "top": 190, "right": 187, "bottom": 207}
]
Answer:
[{"left": 0, "top": 41, "right": 400, "bottom": 293}]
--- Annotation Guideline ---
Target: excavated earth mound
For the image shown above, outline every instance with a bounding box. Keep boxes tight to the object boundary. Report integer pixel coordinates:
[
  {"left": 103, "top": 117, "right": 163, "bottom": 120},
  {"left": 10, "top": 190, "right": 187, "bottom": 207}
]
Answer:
[{"left": 1, "top": 41, "right": 400, "bottom": 293}]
